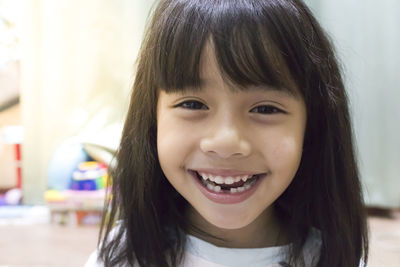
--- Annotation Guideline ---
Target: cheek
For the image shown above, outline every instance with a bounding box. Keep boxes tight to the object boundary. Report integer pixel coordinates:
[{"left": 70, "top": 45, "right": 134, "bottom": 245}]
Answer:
[
  {"left": 271, "top": 137, "right": 303, "bottom": 170},
  {"left": 158, "top": 118, "right": 193, "bottom": 151},
  {"left": 255, "top": 134, "right": 304, "bottom": 202},
  {"left": 157, "top": 114, "right": 198, "bottom": 175},
  {"left": 255, "top": 124, "right": 304, "bottom": 174}
]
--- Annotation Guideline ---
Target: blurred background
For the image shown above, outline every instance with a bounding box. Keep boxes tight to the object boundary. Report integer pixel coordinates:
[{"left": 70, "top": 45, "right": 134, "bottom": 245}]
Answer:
[{"left": 0, "top": 0, "right": 399, "bottom": 266}]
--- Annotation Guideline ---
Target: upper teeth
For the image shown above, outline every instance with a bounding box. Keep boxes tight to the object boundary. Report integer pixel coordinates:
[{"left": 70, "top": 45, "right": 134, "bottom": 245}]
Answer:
[{"left": 198, "top": 172, "right": 254, "bottom": 185}]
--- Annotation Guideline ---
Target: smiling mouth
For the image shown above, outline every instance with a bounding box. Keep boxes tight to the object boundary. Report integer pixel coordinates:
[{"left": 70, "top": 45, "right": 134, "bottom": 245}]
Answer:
[{"left": 190, "top": 170, "right": 264, "bottom": 194}]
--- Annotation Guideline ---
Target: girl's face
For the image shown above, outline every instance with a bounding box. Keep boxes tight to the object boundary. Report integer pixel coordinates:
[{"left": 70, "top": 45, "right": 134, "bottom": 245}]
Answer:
[{"left": 157, "top": 44, "right": 307, "bottom": 231}]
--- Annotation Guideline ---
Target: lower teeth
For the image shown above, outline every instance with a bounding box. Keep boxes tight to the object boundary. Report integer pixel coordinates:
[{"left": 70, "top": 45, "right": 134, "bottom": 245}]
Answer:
[{"left": 202, "top": 175, "right": 258, "bottom": 194}]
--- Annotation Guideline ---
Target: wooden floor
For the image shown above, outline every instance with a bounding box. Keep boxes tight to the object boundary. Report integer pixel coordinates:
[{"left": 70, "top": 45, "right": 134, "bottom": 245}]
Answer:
[
  {"left": 0, "top": 224, "right": 98, "bottom": 267},
  {"left": 368, "top": 216, "right": 400, "bottom": 267},
  {"left": 0, "top": 217, "right": 399, "bottom": 266}
]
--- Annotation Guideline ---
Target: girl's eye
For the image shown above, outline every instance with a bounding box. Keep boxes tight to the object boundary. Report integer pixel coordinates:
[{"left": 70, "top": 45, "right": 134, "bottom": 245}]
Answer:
[
  {"left": 250, "top": 105, "right": 284, "bottom": 114},
  {"left": 175, "top": 100, "right": 208, "bottom": 110}
]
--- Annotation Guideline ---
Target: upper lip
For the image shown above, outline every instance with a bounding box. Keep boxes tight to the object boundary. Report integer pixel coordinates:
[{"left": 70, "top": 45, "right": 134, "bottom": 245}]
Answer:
[{"left": 189, "top": 168, "right": 265, "bottom": 177}]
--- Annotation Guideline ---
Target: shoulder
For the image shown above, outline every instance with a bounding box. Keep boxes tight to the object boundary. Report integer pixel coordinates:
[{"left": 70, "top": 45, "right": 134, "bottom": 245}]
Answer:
[
  {"left": 359, "top": 259, "right": 367, "bottom": 267},
  {"left": 84, "top": 221, "right": 126, "bottom": 267},
  {"left": 302, "top": 227, "right": 322, "bottom": 266},
  {"left": 303, "top": 228, "right": 367, "bottom": 267},
  {"left": 84, "top": 250, "right": 103, "bottom": 267}
]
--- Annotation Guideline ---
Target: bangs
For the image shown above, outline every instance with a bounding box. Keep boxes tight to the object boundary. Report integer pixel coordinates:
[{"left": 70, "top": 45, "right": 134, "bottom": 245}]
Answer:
[{"left": 150, "top": 0, "right": 300, "bottom": 96}]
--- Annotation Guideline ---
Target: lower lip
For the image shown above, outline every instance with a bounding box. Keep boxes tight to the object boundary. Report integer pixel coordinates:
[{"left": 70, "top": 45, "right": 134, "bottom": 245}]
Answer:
[{"left": 190, "top": 171, "right": 266, "bottom": 204}]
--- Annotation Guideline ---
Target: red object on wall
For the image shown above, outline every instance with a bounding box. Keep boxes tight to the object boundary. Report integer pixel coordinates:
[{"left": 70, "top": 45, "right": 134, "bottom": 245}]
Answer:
[{"left": 14, "top": 143, "right": 22, "bottom": 188}]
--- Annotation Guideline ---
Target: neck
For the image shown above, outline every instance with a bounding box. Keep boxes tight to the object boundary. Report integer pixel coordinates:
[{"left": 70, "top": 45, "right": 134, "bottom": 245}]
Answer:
[{"left": 186, "top": 206, "right": 288, "bottom": 248}]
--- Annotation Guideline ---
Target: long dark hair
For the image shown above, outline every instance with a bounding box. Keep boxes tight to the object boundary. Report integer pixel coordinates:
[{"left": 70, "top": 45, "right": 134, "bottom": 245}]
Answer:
[{"left": 99, "top": 0, "right": 368, "bottom": 266}]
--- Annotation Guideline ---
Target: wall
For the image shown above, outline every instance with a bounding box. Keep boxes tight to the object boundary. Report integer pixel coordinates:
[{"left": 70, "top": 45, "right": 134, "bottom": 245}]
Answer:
[
  {"left": 305, "top": 0, "right": 400, "bottom": 207},
  {"left": 20, "top": 0, "right": 156, "bottom": 204}
]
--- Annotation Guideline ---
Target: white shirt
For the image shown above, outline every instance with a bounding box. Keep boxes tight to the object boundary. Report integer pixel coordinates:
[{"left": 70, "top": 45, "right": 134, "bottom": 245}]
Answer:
[
  {"left": 181, "top": 228, "right": 321, "bottom": 267},
  {"left": 85, "top": 228, "right": 321, "bottom": 267}
]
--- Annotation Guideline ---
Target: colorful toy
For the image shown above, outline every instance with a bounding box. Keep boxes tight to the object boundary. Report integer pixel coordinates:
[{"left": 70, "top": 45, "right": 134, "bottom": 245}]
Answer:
[
  {"left": 70, "top": 161, "right": 108, "bottom": 191},
  {"left": 44, "top": 189, "right": 67, "bottom": 203},
  {"left": 47, "top": 141, "right": 92, "bottom": 190},
  {"left": 0, "top": 188, "right": 22, "bottom": 205}
]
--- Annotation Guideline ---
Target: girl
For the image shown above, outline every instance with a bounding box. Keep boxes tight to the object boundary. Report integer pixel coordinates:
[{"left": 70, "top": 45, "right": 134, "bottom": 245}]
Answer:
[{"left": 86, "top": 0, "right": 368, "bottom": 266}]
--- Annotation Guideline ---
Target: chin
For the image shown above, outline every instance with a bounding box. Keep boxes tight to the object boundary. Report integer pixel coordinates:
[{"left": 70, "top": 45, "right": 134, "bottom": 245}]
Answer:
[{"left": 199, "top": 207, "right": 257, "bottom": 230}]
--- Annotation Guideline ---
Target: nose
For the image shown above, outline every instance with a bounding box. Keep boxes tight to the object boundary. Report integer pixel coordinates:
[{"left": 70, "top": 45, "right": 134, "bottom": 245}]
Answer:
[{"left": 200, "top": 119, "right": 251, "bottom": 159}]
